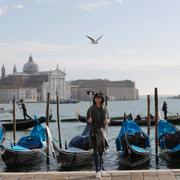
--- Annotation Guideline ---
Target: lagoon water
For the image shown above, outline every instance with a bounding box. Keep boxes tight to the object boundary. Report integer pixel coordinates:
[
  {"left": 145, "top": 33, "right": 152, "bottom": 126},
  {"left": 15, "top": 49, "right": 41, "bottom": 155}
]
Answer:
[{"left": 0, "top": 97, "right": 180, "bottom": 172}]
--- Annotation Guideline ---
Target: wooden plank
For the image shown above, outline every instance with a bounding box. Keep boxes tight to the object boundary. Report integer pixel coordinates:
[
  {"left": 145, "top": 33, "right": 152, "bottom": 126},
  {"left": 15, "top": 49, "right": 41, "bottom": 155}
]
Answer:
[{"left": 131, "top": 172, "right": 143, "bottom": 180}]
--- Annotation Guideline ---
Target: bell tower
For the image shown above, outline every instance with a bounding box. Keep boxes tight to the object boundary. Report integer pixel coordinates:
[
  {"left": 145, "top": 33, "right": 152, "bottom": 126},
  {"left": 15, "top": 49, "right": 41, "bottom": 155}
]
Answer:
[
  {"left": 13, "top": 64, "right": 17, "bottom": 74},
  {"left": 1, "top": 64, "right": 5, "bottom": 79}
]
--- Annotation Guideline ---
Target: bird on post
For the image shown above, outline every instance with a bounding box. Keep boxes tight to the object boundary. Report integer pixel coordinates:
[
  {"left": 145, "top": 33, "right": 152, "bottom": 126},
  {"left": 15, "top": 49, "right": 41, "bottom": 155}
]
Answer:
[{"left": 86, "top": 35, "right": 103, "bottom": 44}]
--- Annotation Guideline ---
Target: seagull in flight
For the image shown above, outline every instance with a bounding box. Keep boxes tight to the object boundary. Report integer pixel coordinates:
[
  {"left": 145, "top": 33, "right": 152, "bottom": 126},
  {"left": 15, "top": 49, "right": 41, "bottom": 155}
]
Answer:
[{"left": 86, "top": 35, "right": 103, "bottom": 44}]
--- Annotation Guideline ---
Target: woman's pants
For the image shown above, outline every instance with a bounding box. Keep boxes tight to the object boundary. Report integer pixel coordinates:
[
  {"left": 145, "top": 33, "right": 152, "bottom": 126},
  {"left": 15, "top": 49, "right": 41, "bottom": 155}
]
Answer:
[
  {"left": 94, "top": 152, "right": 104, "bottom": 172},
  {"left": 91, "top": 134, "right": 106, "bottom": 172}
]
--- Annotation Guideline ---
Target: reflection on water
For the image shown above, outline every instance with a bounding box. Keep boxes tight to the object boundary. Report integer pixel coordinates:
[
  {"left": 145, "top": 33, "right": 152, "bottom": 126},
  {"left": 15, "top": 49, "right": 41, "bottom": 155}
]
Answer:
[{"left": 0, "top": 98, "right": 180, "bottom": 172}]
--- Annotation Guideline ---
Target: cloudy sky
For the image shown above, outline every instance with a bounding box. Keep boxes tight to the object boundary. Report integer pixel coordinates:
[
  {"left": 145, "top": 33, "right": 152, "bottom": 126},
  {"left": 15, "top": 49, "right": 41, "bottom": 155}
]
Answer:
[{"left": 0, "top": 0, "right": 180, "bottom": 95}]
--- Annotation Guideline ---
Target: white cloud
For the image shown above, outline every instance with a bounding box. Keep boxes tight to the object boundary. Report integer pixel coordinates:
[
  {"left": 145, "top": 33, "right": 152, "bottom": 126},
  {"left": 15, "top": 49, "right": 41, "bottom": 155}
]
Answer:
[
  {"left": 79, "top": 0, "right": 125, "bottom": 11},
  {"left": 0, "top": 5, "right": 8, "bottom": 16},
  {"left": 27, "top": 0, "right": 61, "bottom": 4},
  {"left": 0, "top": 40, "right": 80, "bottom": 75},
  {"left": 116, "top": 49, "right": 137, "bottom": 54},
  {"left": 0, "top": 4, "right": 24, "bottom": 16},
  {"left": 0, "top": 41, "right": 79, "bottom": 53},
  {"left": 12, "top": 4, "right": 24, "bottom": 10}
]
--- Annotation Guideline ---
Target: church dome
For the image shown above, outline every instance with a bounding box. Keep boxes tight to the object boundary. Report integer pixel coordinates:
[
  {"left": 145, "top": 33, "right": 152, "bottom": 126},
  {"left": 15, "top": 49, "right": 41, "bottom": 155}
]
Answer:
[{"left": 23, "top": 55, "right": 39, "bottom": 74}]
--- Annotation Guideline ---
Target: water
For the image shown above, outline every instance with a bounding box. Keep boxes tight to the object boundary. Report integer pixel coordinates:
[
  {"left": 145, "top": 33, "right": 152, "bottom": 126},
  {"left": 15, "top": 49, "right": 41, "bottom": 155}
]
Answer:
[{"left": 0, "top": 98, "right": 180, "bottom": 172}]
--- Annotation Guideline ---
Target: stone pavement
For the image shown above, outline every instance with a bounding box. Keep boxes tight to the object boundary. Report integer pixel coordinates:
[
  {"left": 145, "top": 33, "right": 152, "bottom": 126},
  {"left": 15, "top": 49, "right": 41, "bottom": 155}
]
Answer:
[{"left": 0, "top": 169, "right": 179, "bottom": 180}]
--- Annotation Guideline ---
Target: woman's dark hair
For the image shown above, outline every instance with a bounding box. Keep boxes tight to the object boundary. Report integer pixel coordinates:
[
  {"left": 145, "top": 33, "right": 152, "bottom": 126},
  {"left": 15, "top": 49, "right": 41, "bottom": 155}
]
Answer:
[{"left": 93, "top": 92, "right": 104, "bottom": 105}]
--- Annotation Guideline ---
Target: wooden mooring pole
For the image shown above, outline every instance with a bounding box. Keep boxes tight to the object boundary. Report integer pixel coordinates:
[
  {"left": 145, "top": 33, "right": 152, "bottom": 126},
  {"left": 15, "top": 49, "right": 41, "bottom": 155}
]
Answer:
[
  {"left": 13, "top": 97, "right": 16, "bottom": 146},
  {"left": 105, "top": 95, "right": 108, "bottom": 106},
  {"left": 56, "top": 92, "right": 62, "bottom": 149},
  {"left": 147, "top": 95, "right": 151, "bottom": 136},
  {"left": 46, "top": 92, "right": 50, "bottom": 165},
  {"left": 154, "top": 88, "right": 159, "bottom": 157}
]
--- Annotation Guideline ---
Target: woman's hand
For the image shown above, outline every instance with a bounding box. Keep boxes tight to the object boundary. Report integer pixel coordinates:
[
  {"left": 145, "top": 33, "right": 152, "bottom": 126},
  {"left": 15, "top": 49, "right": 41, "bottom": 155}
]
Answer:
[
  {"left": 104, "top": 119, "right": 110, "bottom": 126},
  {"left": 88, "top": 117, "right": 92, "bottom": 123}
]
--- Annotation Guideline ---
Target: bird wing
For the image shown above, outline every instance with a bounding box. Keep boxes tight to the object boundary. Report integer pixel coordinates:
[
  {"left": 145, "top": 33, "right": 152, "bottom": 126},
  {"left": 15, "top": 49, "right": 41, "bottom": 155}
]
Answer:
[
  {"left": 96, "top": 35, "right": 103, "bottom": 42},
  {"left": 86, "top": 35, "right": 95, "bottom": 42}
]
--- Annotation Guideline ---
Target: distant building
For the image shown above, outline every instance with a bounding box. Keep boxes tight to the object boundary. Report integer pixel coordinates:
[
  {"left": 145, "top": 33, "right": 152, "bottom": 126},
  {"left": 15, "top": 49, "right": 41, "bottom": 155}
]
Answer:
[
  {"left": 71, "top": 79, "right": 139, "bottom": 101},
  {"left": 0, "top": 55, "right": 70, "bottom": 103},
  {"left": 41, "top": 65, "right": 68, "bottom": 101},
  {"left": 0, "top": 56, "right": 139, "bottom": 102}
]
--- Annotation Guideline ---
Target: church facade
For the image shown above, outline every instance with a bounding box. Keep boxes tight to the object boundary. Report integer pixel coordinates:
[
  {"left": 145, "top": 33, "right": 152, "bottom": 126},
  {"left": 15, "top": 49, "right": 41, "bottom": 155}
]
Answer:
[{"left": 0, "top": 55, "right": 70, "bottom": 103}]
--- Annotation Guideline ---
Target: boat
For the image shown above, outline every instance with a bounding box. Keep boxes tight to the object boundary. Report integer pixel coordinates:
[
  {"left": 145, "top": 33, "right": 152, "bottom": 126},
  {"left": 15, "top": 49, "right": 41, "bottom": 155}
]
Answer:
[
  {"left": 77, "top": 114, "right": 180, "bottom": 126},
  {"left": 1, "top": 116, "right": 47, "bottom": 167},
  {"left": 0, "top": 108, "right": 13, "bottom": 113},
  {"left": 52, "top": 124, "right": 92, "bottom": 168},
  {"left": 77, "top": 114, "right": 125, "bottom": 123},
  {"left": 50, "top": 99, "right": 79, "bottom": 104},
  {"left": 1, "top": 116, "right": 47, "bottom": 131},
  {"left": 61, "top": 118, "right": 79, "bottom": 122},
  {"left": 115, "top": 119, "right": 151, "bottom": 167},
  {"left": 0, "top": 126, "right": 5, "bottom": 144},
  {"left": 77, "top": 114, "right": 151, "bottom": 126},
  {"left": 158, "top": 119, "right": 180, "bottom": 164},
  {"left": 1, "top": 116, "right": 53, "bottom": 131}
]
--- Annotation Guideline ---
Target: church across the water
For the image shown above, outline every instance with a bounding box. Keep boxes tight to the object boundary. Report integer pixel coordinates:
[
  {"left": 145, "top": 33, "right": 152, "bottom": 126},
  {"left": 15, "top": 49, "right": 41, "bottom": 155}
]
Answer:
[{"left": 0, "top": 55, "right": 71, "bottom": 103}]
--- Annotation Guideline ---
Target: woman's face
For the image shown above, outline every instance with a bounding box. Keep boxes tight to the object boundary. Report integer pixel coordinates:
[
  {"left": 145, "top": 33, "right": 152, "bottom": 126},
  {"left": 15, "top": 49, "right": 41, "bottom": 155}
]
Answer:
[{"left": 95, "top": 97, "right": 102, "bottom": 104}]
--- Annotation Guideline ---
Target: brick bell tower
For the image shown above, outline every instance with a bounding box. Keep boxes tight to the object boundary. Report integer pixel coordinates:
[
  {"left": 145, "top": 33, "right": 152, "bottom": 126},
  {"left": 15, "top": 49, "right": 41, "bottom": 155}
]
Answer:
[{"left": 1, "top": 64, "right": 5, "bottom": 79}]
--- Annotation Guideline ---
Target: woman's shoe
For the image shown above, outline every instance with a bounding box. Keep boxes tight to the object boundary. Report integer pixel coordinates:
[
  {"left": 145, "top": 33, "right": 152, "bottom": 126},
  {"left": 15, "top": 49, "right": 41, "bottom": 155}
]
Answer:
[
  {"left": 101, "top": 170, "right": 109, "bottom": 177},
  {"left": 96, "top": 171, "right": 101, "bottom": 179}
]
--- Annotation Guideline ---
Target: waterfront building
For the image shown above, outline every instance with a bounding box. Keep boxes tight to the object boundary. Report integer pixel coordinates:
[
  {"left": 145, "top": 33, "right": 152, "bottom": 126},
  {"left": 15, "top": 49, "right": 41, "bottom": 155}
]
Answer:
[
  {"left": 0, "top": 56, "right": 139, "bottom": 103},
  {"left": 70, "top": 79, "right": 139, "bottom": 101},
  {"left": 0, "top": 55, "right": 70, "bottom": 103},
  {"left": 41, "top": 65, "right": 67, "bottom": 101}
]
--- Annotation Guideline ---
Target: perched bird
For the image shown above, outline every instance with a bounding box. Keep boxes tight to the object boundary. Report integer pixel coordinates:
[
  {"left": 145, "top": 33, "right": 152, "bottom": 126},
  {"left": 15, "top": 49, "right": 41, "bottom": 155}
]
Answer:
[{"left": 86, "top": 35, "right": 103, "bottom": 44}]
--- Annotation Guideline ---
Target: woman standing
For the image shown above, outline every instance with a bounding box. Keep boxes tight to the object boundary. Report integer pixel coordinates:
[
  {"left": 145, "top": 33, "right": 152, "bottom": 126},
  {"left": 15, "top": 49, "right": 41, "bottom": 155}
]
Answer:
[{"left": 87, "top": 92, "right": 110, "bottom": 179}]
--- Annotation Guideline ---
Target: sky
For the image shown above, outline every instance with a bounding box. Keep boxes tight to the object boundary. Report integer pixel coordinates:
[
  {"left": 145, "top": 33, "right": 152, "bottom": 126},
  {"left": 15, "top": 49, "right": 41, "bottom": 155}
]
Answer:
[{"left": 0, "top": 0, "right": 180, "bottom": 95}]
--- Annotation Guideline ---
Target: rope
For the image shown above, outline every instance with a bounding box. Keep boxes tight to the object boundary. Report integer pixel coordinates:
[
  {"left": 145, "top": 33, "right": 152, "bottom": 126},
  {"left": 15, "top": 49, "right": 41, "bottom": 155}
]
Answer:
[
  {"left": 123, "top": 128, "right": 131, "bottom": 155},
  {"left": 52, "top": 138, "right": 61, "bottom": 144}
]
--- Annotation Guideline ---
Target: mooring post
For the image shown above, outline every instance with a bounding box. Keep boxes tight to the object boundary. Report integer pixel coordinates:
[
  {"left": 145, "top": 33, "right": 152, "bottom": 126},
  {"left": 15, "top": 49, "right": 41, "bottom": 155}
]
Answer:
[
  {"left": 13, "top": 97, "right": 16, "bottom": 146},
  {"left": 105, "top": 95, "right": 108, "bottom": 106},
  {"left": 46, "top": 92, "right": 50, "bottom": 165},
  {"left": 154, "top": 88, "right": 159, "bottom": 157},
  {"left": 147, "top": 95, "right": 151, "bottom": 136},
  {"left": 56, "top": 92, "right": 62, "bottom": 148}
]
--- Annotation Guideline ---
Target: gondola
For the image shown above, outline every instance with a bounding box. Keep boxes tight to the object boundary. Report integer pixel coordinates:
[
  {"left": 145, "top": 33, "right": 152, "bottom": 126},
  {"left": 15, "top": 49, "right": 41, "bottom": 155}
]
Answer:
[
  {"left": 0, "top": 126, "right": 5, "bottom": 144},
  {"left": 52, "top": 124, "right": 92, "bottom": 168},
  {"left": 115, "top": 119, "right": 151, "bottom": 167},
  {"left": 158, "top": 119, "right": 180, "bottom": 164},
  {"left": 50, "top": 99, "right": 79, "bottom": 104},
  {"left": 1, "top": 116, "right": 48, "bottom": 131},
  {"left": 1, "top": 116, "right": 47, "bottom": 167},
  {"left": 77, "top": 114, "right": 151, "bottom": 126},
  {"left": 77, "top": 114, "right": 126, "bottom": 123},
  {"left": 0, "top": 108, "right": 13, "bottom": 113},
  {"left": 78, "top": 114, "right": 180, "bottom": 126}
]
